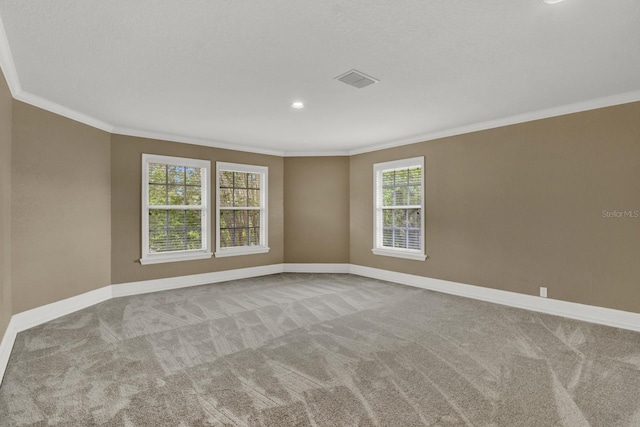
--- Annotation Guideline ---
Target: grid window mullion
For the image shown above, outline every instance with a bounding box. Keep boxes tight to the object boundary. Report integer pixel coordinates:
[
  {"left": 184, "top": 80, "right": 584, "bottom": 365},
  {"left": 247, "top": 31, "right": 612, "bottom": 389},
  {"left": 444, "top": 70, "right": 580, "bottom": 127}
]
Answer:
[
  {"left": 147, "top": 166, "right": 204, "bottom": 253},
  {"left": 377, "top": 164, "right": 422, "bottom": 252},
  {"left": 218, "top": 167, "right": 265, "bottom": 249},
  {"left": 144, "top": 156, "right": 209, "bottom": 260}
]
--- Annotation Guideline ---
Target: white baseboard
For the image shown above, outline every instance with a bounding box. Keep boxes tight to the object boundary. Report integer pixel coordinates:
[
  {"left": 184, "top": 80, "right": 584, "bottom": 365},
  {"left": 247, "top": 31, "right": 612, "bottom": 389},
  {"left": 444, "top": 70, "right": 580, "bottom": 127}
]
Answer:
[
  {"left": 11, "top": 286, "right": 113, "bottom": 333},
  {"left": 111, "top": 264, "right": 284, "bottom": 298},
  {"left": 0, "top": 317, "right": 17, "bottom": 384},
  {"left": 283, "top": 263, "right": 351, "bottom": 273},
  {"left": 2, "top": 262, "right": 640, "bottom": 386},
  {"left": 350, "top": 265, "right": 640, "bottom": 333}
]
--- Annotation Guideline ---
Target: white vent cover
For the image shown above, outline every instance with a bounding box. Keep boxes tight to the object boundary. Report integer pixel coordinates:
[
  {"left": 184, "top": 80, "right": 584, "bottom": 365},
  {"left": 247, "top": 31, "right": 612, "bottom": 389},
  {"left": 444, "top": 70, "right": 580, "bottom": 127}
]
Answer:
[{"left": 334, "top": 69, "right": 379, "bottom": 89}]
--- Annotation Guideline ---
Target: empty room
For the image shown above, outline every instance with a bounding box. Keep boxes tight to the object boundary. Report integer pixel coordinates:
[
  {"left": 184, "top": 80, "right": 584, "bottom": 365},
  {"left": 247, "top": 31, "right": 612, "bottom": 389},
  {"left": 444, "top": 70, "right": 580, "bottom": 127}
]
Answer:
[{"left": 1, "top": 0, "right": 639, "bottom": 425}]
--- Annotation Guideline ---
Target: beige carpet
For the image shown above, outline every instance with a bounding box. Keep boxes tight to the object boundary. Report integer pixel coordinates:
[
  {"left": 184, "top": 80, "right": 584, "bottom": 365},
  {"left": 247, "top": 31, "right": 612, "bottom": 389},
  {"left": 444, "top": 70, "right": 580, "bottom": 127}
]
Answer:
[{"left": 1, "top": 273, "right": 639, "bottom": 426}]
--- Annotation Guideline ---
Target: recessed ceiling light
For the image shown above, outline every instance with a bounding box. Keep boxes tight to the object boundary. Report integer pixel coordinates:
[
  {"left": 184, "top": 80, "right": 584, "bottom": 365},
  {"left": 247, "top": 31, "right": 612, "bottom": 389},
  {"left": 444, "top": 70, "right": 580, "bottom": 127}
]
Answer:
[
  {"left": 541, "top": 0, "right": 564, "bottom": 4},
  {"left": 291, "top": 102, "right": 304, "bottom": 109}
]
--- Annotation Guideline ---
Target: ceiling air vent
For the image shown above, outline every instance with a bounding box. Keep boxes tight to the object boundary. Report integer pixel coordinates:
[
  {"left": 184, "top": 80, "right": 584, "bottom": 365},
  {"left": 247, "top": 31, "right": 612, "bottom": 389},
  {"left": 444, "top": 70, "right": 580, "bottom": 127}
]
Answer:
[{"left": 334, "top": 69, "right": 379, "bottom": 89}]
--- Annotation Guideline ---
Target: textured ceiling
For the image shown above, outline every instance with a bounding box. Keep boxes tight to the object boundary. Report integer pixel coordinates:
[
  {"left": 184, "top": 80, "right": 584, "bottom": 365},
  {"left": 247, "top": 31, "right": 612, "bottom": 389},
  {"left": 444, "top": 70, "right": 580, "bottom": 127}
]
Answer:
[{"left": 0, "top": 0, "right": 639, "bottom": 155}]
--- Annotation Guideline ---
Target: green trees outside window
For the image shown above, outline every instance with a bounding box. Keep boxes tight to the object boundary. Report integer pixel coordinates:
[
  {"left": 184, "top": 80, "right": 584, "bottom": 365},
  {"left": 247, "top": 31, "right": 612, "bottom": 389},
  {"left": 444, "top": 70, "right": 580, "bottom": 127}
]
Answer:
[{"left": 147, "top": 163, "right": 204, "bottom": 253}]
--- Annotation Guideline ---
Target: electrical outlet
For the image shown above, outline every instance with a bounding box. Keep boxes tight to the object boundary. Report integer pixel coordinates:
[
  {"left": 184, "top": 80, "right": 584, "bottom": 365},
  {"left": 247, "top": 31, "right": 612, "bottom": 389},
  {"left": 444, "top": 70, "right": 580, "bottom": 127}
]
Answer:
[{"left": 540, "top": 287, "right": 547, "bottom": 298}]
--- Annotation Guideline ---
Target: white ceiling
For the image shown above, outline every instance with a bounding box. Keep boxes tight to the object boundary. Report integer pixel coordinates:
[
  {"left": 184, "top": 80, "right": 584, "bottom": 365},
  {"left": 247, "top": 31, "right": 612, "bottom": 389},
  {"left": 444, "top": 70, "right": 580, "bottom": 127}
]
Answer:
[{"left": 0, "top": 0, "right": 639, "bottom": 155}]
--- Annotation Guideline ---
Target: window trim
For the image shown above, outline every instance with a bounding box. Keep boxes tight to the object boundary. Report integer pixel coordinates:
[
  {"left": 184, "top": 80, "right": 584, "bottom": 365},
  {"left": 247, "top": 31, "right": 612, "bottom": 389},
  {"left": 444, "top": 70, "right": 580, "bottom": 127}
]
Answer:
[
  {"left": 140, "top": 153, "right": 213, "bottom": 265},
  {"left": 215, "top": 161, "right": 269, "bottom": 258},
  {"left": 372, "top": 156, "right": 427, "bottom": 261}
]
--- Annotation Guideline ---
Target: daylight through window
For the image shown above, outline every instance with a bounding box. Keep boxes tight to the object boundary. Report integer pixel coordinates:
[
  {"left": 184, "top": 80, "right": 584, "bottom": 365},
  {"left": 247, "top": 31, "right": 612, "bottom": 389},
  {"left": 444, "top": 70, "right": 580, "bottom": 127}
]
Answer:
[
  {"left": 216, "top": 162, "right": 269, "bottom": 257},
  {"left": 141, "top": 154, "right": 212, "bottom": 265},
  {"left": 373, "top": 157, "right": 426, "bottom": 261}
]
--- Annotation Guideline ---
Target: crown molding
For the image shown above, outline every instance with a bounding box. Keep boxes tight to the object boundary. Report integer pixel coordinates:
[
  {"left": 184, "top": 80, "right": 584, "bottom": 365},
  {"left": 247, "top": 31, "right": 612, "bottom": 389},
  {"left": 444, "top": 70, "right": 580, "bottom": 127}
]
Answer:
[
  {"left": 283, "top": 151, "right": 350, "bottom": 157},
  {"left": 112, "top": 126, "right": 285, "bottom": 157},
  {"left": 11, "top": 87, "right": 640, "bottom": 159},
  {"left": 15, "top": 91, "right": 114, "bottom": 133},
  {"left": 348, "top": 90, "right": 640, "bottom": 156},
  {"left": 2, "top": 10, "right": 640, "bottom": 158},
  {"left": 0, "top": 12, "right": 19, "bottom": 96}
]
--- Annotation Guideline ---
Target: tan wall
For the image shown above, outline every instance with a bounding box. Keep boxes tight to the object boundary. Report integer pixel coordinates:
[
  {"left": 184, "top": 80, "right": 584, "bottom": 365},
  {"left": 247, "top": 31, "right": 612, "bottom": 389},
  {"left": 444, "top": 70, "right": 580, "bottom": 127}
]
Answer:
[
  {"left": 11, "top": 102, "right": 111, "bottom": 313},
  {"left": 110, "top": 134, "right": 284, "bottom": 284},
  {"left": 284, "top": 157, "right": 350, "bottom": 263},
  {"left": 4, "top": 89, "right": 640, "bottom": 317},
  {"left": 350, "top": 102, "right": 640, "bottom": 313},
  {"left": 0, "top": 69, "right": 12, "bottom": 339}
]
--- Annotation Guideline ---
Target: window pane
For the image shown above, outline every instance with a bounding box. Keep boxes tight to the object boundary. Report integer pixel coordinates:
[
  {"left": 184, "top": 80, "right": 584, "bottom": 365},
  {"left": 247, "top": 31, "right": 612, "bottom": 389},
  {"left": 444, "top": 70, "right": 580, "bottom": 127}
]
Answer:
[
  {"left": 408, "top": 230, "right": 421, "bottom": 250},
  {"left": 382, "top": 170, "right": 394, "bottom": 187},
  {"left": 220, "top": 210, "right": 234, "bottom": 228},
  {"left": 409, "top": 167, "right": 421, "bottom": 184},
  {"left": 186, "top": 167, "right": 201, "bottom": 185},
  {"left": 394, "top": 187, "right": 408, "bottom": 205},
  {"left": 167, "top": 185, "right": 185, "bottom": 205},
  {"left": 168, "top": 210, "right": 185, "bottom": 228},
  {"left": 186, "top": 210, "right": 201, "bottom": 228},
  {"left": 220, "top": 229, "right": 232, "bottom": 247},
  {"left": 233, "top": 189, "right": 248, "bottom": 207},
  {"left": 395, "top": 169, "right": 408, "bottom": 184},
  {"left": 149, "top": 210, "right": 167, "bottom": 229},
  {"left": 408, "top": 185, "right": 421, "bottom": 205},
  {"left": 168, "top": 165, "right": 185, "bottom": 184},
  {"left": 394, "top": 209, "right": 407, "bottom": 227},
  {"left": 168, "top": 230, "right": 186, "bottom": 251},
  {"left": 219, "top": 188, "right": 233, "bottom": 207},
  {"left": 383, "top": 228, "right": 393, "bottom": 247},
  {"left": 247, "top": 190, "right": 260, "bottom": 207},
  {"left": 219, "top": 210, "right": 260, "bottom": 248},
  {"left": 149, "top": 163, "right": 166, "bottom": 184},
  {"left": 234, "top": 172, "right": 247, "bottom": 188},
  {"left": 383, "top": 210, "right": 392, "bottom": 227},
  {"left": 220, "top": 171, "right": 234, "bottom": 188},
  {"left": 248, "top": 173, "right": 260, "bottom": 189},
  {"left": 222, "top": 229, "right": 237, "bottom": 247},
  {"left": 393, "top": 229, "right": 407, "bottom": 248},
  {"left": 248, "top": 211, "right": 260, "bottom": 227},
  {"left": 408, "top": 209, "right": 420, "bottom": 227},
  {"left": 236, "top": 228, "right": 249, "bottom": 246},
  {"left": 235, "top": 211, "right": 248, "bottom": 228},
  {"left": 149, "top": 184, "right": 166, "bottom": 205},
  {"left": 187, "top": 229, "right": 202, "bottom": 250},
  {"left": 149, "top": 229, "right": 168, "bottom": 253},
  {"left": 186, "top": 186, "right": 201, "bottom": 205},
  {"left": 249, "top": 228, "right": 260, "bottom": 245},
  {"left": 382, "top": 188, "right": 393, "bottom": 206}
]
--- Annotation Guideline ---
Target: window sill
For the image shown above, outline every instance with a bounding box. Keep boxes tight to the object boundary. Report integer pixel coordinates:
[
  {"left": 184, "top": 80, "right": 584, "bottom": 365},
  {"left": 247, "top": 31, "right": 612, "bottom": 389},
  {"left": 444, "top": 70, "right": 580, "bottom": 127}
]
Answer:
[
  {"left": 215, "top": 246, "right": 270, "bottom": 258},
  {"left": 371, "top": 248, "right": 427, "bottom": 261},
  {"left": 140, "top": 251, "right": 213, "bottom": 265}
]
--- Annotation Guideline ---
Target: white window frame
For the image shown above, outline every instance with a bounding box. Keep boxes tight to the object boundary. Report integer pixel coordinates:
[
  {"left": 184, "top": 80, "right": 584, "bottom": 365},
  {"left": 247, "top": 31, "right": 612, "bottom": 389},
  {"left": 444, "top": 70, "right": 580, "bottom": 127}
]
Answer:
[
  {"left": 140, "top": 154, "right": 213, "bottom": 265},
  {"left": 372, "top": 156, "right": 427, "bottom": 261},
  {"left": 215, "top": 161, "right": 269, "bottom": 258}
]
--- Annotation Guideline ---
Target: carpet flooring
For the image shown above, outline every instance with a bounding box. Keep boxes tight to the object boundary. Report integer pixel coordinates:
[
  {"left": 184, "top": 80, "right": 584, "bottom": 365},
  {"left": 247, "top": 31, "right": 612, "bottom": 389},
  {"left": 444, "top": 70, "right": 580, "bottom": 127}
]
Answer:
[{"left": 1, "top": 273, "right": 640, "bottom": 426}]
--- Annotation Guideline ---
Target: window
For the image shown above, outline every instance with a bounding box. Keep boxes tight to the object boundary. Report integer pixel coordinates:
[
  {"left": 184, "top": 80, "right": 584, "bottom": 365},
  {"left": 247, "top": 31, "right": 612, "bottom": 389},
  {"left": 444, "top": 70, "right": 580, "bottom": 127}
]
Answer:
[
  {"left": 216, "top": 162, "right": 269, "bottom": 257},
  {"left": 141, "top": 154, "right": 212, "bottom": 265},
  {"left": 373, "top": 156, "right": 426, "bottom": 261}
]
